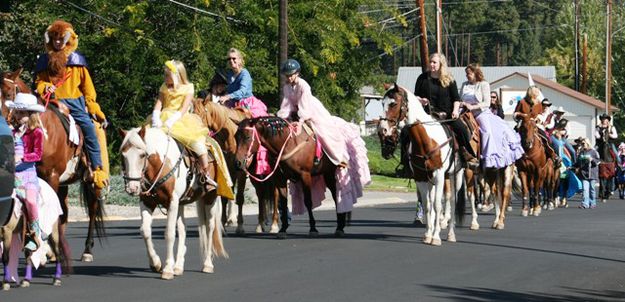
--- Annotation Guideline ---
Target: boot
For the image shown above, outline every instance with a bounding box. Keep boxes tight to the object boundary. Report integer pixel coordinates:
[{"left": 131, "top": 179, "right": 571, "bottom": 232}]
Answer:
[
  {"left": 200, "top": 173, "right": 218, "bottom": 192},
  {"left": 24, "top": 220, "right": 43, "bottom": 252},
  {"left": 462, "top": 148, "right": 479, "bottom": 170},
  {"left": 93, "top": 167, "right": 109, "bottom": 189}
]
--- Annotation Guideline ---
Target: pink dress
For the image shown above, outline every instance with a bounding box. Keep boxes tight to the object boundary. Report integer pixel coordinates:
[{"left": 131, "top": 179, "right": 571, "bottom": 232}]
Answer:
[{"left": 277, "top": 77, "right": 371, "bottom": 214}]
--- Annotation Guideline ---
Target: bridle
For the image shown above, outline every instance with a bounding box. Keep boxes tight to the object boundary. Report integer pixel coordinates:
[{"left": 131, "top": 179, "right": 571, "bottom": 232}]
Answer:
[{"left": 240, "top": 123, "right": 294, "bottom": 182}]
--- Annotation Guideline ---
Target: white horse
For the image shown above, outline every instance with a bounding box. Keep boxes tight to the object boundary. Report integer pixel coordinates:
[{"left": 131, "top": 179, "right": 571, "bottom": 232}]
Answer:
[
  {"left": 378, "top": 84, "right": 465, "bottom": 246},
  {"left": 119, "top": 127, "right": 227, "bottom": 280}
]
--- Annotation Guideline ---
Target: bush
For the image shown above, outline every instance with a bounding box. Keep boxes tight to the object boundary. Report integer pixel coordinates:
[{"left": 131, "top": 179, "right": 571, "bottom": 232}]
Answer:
[
  {"left": 68, "top": 175, "right": 139, "bottom": 206},
  {"left": 362, "top": 135, "right": 400, "bottom": 177}
]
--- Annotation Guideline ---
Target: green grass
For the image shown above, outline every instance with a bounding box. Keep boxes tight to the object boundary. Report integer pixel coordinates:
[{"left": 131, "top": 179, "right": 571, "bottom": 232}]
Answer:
[
  {"left": 362, "top": 135, "right": 401, "bottom": 177},
  {"left": 366, "top": 174, "right": 414, "bottom": 192},
  {"left": 68, "top": 175, "right": 139, "bottom": 206}
]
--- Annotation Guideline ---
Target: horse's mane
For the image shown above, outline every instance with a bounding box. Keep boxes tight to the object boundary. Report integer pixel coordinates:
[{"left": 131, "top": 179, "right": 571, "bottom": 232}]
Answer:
[
  {"left": 121, "top": 127, "right": 174, "bottom": 158},
  {"left": 120, "top": 127, "right": 147, "bottom": 152},
  {"left": 386, "top": 84, "right": 432, "bottom": 124},
  {"left": 252, "top": 116, "right": 290, "bottom": 137}
]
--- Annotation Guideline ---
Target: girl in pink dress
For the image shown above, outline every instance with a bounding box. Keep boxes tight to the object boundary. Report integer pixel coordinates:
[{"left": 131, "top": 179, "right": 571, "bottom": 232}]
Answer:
[
  {"left": 277, "top": 59, "right": 371, "bottom": 214},
  {"left": 6, "top": 93, "right": 45, "bottom": 252}
]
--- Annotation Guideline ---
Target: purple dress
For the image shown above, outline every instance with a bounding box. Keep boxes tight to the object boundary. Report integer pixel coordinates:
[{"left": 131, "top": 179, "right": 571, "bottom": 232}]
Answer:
[{"left": 461, "top": 82, "right": 524, "bottom": 168}]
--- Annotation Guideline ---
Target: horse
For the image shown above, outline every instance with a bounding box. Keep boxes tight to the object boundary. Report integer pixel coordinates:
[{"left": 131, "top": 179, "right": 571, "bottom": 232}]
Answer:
[
  {"left": 1, "top": 68, "right": 104, "bottom": 262},
  {"left": 235, "top": 116, "right": 349, "bottom": 238},
  {"left": 515, "top": 113, "right": 548, "bottom": 217},
  {"left": 595, "top": 129, "right": 616, "bottom": 203},
  {"left": 378, "top": 84, "right": 465, "bottom": 245},
  {"left": 119, "top": 127, "right": 227, "bottom": 279},
  {"left": 193, "top": 99, "right": 287, "bottom": 234},
  {"left": 1, "top": 179, "right": 67, "bottom": 289}
]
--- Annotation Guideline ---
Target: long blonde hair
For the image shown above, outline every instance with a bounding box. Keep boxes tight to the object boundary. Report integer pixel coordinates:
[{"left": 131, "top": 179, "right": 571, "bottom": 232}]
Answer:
[
  {"left": 164, "top": 60, "right": 190, "bottom": 88},
  {"left": 27, "top": 112, "right": 42, "bottom": 130},
  {"left": 429, "top": 53, "right": 453, "bottom": 88}
]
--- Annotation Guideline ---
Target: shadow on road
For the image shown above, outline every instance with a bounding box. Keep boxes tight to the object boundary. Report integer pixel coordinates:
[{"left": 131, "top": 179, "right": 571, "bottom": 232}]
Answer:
[{"left": 424, "top": 284, "right": 625, "bottom": 301}]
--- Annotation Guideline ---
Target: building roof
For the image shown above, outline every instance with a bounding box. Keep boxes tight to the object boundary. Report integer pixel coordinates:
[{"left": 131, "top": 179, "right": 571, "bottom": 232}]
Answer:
[
  {"left": 491, "top": 72, "right": 617, "bottom": 111},
  {"left": 396, "top": 66, "right": 557, "bottom": 93}
]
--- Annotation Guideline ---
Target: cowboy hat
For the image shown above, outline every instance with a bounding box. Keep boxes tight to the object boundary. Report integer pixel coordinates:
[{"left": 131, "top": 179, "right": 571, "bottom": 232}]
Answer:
[
  {"left": 4, "top": 93, "right": 45, "bottom": 113},
  {"left": 599, "top": 113, "right": 611, "bottom": 121},
  {"left": 574, "top": 136, "right": 585, "bottom": 145},
  {"left": 541, "top": 98, "right": 552, "bottom": 107},
  {"left": 553, "top": 106, "right": 565, "bottom": 114},
  {"left": 555, "top": 118, "right": 568, "bottom": 129}
]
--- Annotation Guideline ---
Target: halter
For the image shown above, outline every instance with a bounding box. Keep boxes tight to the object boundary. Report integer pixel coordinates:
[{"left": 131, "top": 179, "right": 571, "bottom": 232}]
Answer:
[{"left": 241, "top": 124, "right": 293, "bottom": 182}]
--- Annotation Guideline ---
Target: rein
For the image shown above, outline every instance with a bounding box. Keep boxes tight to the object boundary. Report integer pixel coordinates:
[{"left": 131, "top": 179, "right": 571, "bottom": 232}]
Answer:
[{"left": 242, "top": 124, "right": 293, "bottom": 182}]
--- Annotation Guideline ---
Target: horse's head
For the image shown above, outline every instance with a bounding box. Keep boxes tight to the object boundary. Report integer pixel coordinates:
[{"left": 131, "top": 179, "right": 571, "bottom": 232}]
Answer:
[
  {"left": 378, "top": 83, "right": 407, "bottom": 159},
  {"left": 1, "top": 68, "right": 26, "bottom": 118},
  {"left": 234, "top": 117, "right": 290, "bottom": 171},
  {"left": 516, "top": 113, "right": 537, "bottom": 151},
  {"left": 119, "top": 127, "right": 149, "bottom": 196}
]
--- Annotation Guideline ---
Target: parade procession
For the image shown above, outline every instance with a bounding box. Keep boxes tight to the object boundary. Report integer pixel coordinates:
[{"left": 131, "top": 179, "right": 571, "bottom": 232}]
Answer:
[{"left": 1, "top": 1, "right": 625, "bottom": 301}]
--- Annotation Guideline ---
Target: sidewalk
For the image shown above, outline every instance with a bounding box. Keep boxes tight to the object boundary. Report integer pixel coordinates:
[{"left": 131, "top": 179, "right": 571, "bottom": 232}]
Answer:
[{"left": 68, "top": 190, "right": 417, "bottom": 222}]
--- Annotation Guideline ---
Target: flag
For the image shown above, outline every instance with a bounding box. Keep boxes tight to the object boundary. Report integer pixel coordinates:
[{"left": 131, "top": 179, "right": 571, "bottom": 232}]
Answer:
[{"left": 528, "top": 72, "right": 545, "bottom": 101}]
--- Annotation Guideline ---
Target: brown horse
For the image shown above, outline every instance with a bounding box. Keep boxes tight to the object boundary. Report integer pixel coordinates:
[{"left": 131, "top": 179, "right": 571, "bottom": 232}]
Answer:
[
  {"left": 235, "top": 117, "right": 347, "bottom": 238},
  {"left": 515, "top": 113, "right": 548, "bottom": 216},
  {"left": 1, "top": 68, "right": 105, "bottom": 262},
  {"left": 193, "top": 99, "right": 287, "bottom": 234}
]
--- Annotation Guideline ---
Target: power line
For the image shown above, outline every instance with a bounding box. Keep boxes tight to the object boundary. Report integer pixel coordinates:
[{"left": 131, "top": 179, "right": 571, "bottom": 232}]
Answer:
[
  {"left": 164, "top": 0, "right": 243, "bottom": 24},
  {"left": 60, "top": 0, "right": 121, "bottom": 26},
  {"left": 445, "top": 24, "right": 571, "bottom": 37}
]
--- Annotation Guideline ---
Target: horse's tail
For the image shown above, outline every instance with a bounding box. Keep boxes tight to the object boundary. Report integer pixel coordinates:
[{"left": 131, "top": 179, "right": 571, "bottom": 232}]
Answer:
[
  {"left": 211, "top": 200, "right": 228, "bottom": 259},
  {"left": 456, "top": 182, "right": 466, "bottom": 226},
  {"left": 81, "top": 183, "right": 107, "bottom": 241},
  {"left": 57, "top": 220, "right": 73, "bottom": 274}
]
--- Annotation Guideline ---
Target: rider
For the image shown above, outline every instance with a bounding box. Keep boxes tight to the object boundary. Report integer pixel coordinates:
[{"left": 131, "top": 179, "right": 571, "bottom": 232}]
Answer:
[
  {"left": 6, "top": 93, "right": 45, "bottom": 252},
  {"left": 150, "top": 60, "right": 218, "bottom": 191},
  {"left": 34, "top": 20, "right": 108, "bottom": 189},
  {"left": 414, "top": 53, "right": 479, "bottom": 168},
  {"left": 459, "top": 63, "right": 523, "bottom": 169},
  {"left": 551, "top": 119, "right": 581, "bottom": 206},
  {"left": 197, "top": 70, "right": 227, "bottom": 103},
  {"left": 594, "top": 113, "right": 618, "bottom": 160}
]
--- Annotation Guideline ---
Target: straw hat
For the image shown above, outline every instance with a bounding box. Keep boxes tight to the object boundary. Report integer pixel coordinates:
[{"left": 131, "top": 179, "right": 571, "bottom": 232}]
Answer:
[
  {"left": 4, "top": 93, "right": 45, "bottom": 112},
  {"left": 553, "top": 106, "right": 565, "bottom": 114}
]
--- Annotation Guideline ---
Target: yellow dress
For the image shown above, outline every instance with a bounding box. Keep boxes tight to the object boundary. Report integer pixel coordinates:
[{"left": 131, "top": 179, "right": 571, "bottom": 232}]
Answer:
[{"left": 159, "top": 83, "right": 209, "bottom": 152}]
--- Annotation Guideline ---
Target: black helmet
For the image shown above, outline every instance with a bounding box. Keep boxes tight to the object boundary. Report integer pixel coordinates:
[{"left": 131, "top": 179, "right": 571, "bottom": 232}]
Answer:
[
  {"left": 281, "top": 59, "right": 301, "bottom": 75},
  {"left": 599, "top": 113, "right": 611, "bottom": 121}
]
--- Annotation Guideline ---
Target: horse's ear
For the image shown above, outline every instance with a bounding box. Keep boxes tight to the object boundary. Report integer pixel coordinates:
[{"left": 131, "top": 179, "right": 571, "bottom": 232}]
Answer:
[
  {"left": 10, "top": 67, "right": 23, "bottom": 80},
  {"left": 138, "top": 126, "right": 146, "bottom": 139},
  {"left": 118, "top": 128, "right": 127, "bottom": 139},
  {"left": 383, "top": 83, "right": 392, "bottom": 90}
]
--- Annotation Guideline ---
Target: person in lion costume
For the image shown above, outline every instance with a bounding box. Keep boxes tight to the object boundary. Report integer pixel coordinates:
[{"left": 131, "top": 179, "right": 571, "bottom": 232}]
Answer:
[{"left": 34, "top": 20, "right": 109, "bottom": 189}]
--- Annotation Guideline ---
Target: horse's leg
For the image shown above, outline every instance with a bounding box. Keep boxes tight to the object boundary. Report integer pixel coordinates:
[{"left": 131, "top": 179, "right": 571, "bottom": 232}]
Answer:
[
  {"left": 323, "top": 170, "right": 345, "bottom": 237},
  {"left": 139, "top": 202, "right": 161, "bottom": 273},
  {"left": 201, "top": 192, "right": 227, "bottom": 273},
  {"left": 269, "top": 179, "right": 280, "bottom": 234},
  {"left": 173, "top": 209, "right": 186, "bottom": 276},
  {"left": 254, "top": 180, "right": 267, "bottom": 233},
  {"left": 81, "top": 185, "right": 97, "bottom": 262},
  {"left": 520, "top": 171, "right": 530, "bottom": 217},
  {"left": 235, "top": 173, "right": 246, "bottom": 234},
  {"left": 301, "top": 173, "right": 318, "bottom": 236},
  {"left": 417, "top": 182, "right": 433, "bottom": 244},
  {"left": 534, "top": 170, "right": 546, "bottom": 216},
  {"left": 46, "top": 219, "right": 63, "bottom": 286},
  {"left": 277, "top": 184, "right": 289, "bottom": 238},
  {"left": 2, "top": 215, "right": 18, "bottom": 290},
  {"left": 441, "top": 179, "right": 451, "bottom": 230},
  {"left": 431, "top": 172, "right": 445, "bottom": 246},
  {"left": 161, "top": 195, "right": 180, "bottom": 280},
  {"left": 467, "top": 170, "right": 480, "bottom": 231},
  {"left": 447, "top": 170, "right": 464, "bottom": 243}
]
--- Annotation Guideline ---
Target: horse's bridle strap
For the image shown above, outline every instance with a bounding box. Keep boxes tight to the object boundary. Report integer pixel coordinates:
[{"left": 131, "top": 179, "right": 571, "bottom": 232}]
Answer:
[{"left": 142, "top": 155, "right": 183, "bottom": 193}]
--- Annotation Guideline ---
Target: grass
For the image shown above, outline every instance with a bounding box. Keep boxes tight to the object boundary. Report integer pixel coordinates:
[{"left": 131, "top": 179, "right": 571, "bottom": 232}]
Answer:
[
  {"left": 366, "top": 174, "right": 414, "bottom": 193},
  {"left": 362, "top": 135, "right": 401, "bottom": 177}
]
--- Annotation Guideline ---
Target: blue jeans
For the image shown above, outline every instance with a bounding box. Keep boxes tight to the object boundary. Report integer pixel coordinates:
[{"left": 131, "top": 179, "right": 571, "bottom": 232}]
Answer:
[
  {"left": 582, "top": 179, "right": 596, "bottom": 208},
  {"left": 61, "top": 97, "right": 102, "bottom": 169}
]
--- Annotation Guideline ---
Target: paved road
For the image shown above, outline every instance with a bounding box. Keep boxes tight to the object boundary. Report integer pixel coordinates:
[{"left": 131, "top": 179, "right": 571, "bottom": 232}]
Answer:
[{"left": 4, "top": 193, "right": 625, "bottom": 301}]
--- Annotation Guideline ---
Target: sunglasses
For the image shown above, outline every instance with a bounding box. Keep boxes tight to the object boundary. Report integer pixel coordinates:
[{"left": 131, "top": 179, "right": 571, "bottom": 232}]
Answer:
[
  {"left": 490, "top": 96, "right": 497, "bottom": 99},
  {"left": 226, "top": 57, "right": 237, "bottom": 62}
]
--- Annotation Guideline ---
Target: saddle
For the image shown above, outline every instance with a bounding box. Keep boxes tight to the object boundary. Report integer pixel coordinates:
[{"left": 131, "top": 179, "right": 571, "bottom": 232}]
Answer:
[
  {"left": 460, "top": 112, "right": 481, "bottom": 160},
  {"left": 285, "top": 120, "right": 322, "bottom": 165}
]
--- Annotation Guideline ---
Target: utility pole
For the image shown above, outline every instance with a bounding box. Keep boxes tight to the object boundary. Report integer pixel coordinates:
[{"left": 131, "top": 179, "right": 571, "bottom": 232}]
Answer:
[
  {"left": 582, "top": 34, "right": 588, "bottom": 94},
  {"left": 574, "top": 0, "right": 580, "bottom": 91},
  {"left": 605, "top": 0, "right": 612, "bottom": 114},
  {"left": 417, "top": 0, "right": 429, "bottom": 71},
  {"left": 279, "top": 0, "right": 288, "bottom": 100},
  {"left": 467, "top": 33, "right": 471, "bottom": 65},
  {"left": 436, "top": 0, "right": 442, "bottom": 53}
]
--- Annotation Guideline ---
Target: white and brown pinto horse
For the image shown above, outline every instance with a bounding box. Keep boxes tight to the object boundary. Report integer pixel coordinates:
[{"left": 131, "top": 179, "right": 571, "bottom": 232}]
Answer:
[
  {"left": 119, "top": 127, "right": 227, "bottom": 280},
  {"left": 378, "top": 84, "right": 464, "bottom": 246}
]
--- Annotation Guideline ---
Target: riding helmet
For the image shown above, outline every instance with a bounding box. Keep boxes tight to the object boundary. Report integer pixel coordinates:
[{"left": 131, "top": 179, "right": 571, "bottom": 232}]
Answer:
[{"left": 281, "top": 59, "right": 301, "bottom": 76}]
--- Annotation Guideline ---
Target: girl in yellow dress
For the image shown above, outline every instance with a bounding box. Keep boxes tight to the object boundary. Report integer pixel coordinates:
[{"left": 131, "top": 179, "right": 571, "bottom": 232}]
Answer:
[{"left": 151, "top": 60, "right": 217, "bottom": 189}]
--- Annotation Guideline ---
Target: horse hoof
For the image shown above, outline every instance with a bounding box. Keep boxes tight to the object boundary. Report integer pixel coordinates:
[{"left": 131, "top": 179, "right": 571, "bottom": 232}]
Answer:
[
  {"left": 150, "top": 265, "right": 162, "bottom": 273},
  {"left": 496, "top": 223, "right": 505, "bottom": 230},
  {"left": 423, "top": 236, "right": 432, "bottom": 244},
  {"left": 161, "top": 271, "right": 175, "bottom": 280},
  {"left": 52, "top": 278, "right": 62, "bottom": 287},
  {"left": 521, "top": 210, "right": 529, "bottom": 217},
  {"left": 270, "top": 225, "right": 279, "bottom": 234},
  {"left": 202, "top": 266, "right": 214, "bottom": 274},
  {"left": 81, "top": 253, "right": 94, "bottom": 262},
  {"left": 255, "top": 225, "right": 264, "bottom": 233},
  {"left": 447, "top": 234, "right": 456, "bottom": 243},
  {"left": 506, "top": 206, "right": 513, "bottom": 212},
  {"left": 276, "top": 232, "right": 287, "bottom": 239},
  {"left": 601, "top": 199, "right": 607, "bottom": 203},
  {"left": 470, "top": 223, "right": 480, "bottom": 231},
  {"left": 431, "top": 238, "right": 442, "bottom": 246},
  {"left": 174, "top": 267, "right": 184, "bottom": 276},
  {"left": 2, "top": 283, "right": 10, "bottom": 291},
  {"left": 309, "top": 231, "right": 319, "bottom": 238},
  {"left": 440, "top": 222, "right": 449, "bottom": 230},
  {"left": 334, "top": 230, "right": 345, "bottom": 238},
  {"left": 20, "top": 280, "right": 30, "bottom": 288},
  {"left": 491, "top": 222, "right": 498, "bottom": 229}
]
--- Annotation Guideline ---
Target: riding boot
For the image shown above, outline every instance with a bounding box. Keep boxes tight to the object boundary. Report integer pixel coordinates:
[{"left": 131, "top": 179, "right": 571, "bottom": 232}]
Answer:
[
  {"left": 24, "top": 220, "right": 43, "bottom": 252},
  {"left": 462, "top": 147, "right": 479, "bottom": 170}
]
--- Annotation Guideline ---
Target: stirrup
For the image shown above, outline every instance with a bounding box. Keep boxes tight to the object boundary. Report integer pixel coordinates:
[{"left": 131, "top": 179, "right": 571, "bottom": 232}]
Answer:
[{"left": 200, "top": 174, "right": 218, "bottom": 192}]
